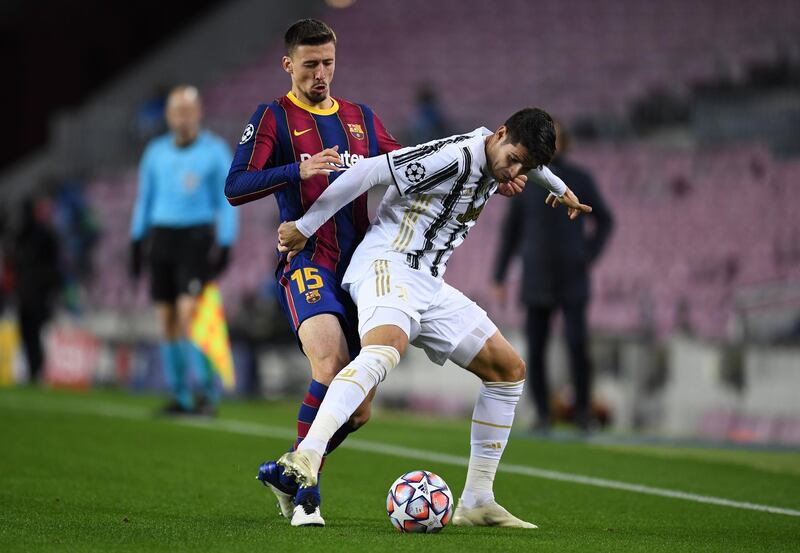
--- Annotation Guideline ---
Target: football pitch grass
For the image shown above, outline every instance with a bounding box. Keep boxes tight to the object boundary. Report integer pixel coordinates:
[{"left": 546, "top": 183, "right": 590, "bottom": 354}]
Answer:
[{"left": 1, "top": 388, "right": 799, "bottom": 552}]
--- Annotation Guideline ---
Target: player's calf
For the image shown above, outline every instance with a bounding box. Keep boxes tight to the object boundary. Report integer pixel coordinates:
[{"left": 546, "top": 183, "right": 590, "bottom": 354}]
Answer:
[
  {"left": 348, "top": 395, "right": 372, "bottom": 429},
  {"left": 454, "top": 327, "right": 528, "bottom": 517}
]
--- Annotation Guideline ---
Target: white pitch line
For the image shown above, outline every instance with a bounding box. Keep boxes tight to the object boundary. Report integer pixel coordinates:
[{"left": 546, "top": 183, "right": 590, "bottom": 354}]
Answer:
[{"left": 3, "top": 395, "right": 800, "bottom": 518}]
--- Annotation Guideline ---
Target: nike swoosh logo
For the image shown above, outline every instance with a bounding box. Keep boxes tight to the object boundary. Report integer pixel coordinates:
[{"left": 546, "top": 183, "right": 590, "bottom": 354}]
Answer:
[{"left": 293, "top": 128, "right": 313, "bottom": 137}]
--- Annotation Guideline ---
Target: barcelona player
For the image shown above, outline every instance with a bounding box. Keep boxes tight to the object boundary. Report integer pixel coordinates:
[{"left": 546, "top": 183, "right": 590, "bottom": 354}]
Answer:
[{"left": 225, "top": 19, "right": 400, "bottom": 526}]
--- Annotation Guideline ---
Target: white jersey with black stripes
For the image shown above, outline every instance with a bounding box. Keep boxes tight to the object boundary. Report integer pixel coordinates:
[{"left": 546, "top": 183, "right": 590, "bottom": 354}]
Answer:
[
  {"left": 351, "top": 127, "right": 496, "bottom": 280},
  {"left": 293, "top": 127, "right": 568, "bottom": 283}
]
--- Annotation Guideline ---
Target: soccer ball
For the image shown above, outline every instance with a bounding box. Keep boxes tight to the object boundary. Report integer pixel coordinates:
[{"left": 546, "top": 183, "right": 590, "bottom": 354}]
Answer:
[{"left": 386, "top": 470, "right": 454, "bottom": 533}]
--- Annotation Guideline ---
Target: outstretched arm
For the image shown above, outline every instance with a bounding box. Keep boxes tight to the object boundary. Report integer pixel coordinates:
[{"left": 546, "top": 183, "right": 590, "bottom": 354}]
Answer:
[
  {"left": 529, "top": 165, "right": 568, "bottom": 197},
  {"left": 535, "top": 166, "right": 593, "bottom": 219},
  {"left": 278, "top": 155, "right": 393, "bottom": 259}
]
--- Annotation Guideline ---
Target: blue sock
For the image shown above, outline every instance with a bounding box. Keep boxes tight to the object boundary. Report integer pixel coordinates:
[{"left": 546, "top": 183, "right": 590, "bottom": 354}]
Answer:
[
  {"left": 295, "top": 474, "right": 321, "bottom": 505},
  {"left": 282, "top": 379, "right": 327, "bottom": 501},
  {"left": 159, "top": 341, "right": 192, "bottom": 409},
  {"left": 293, "top": 379, "right": 329, "bottom": 450},
  {"left": 181, "top": 339, "right": 219, "bottom": 404}
]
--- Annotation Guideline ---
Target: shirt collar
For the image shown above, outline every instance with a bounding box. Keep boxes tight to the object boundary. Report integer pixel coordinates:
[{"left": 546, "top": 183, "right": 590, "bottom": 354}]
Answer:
[
  {"left": 286, "top": 91, "right": 340, "bottom": 115},
  {"left": 469, "top": 127, "right": 493, "bottom": 179}
]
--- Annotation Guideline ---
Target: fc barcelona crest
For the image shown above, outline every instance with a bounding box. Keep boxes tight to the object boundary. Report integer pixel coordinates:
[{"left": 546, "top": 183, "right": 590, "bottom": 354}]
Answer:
[
  {"left": 347, "top": 123, "right": 365, "bottom": 140},
  {"left": 305, "top": 290, "right": 322, "bottom": 304}
]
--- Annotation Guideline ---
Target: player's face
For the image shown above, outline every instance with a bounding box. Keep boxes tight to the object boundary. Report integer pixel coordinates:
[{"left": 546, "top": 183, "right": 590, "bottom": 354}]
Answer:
[
  {"left": 283, "top": 42, "right": 336, "bottom": 106},
  {"left": 486, "top": 127, "right": 535, "bottom": 183},
  {"left": 165, "top": 89, "right": 202, "bottom": 144}
]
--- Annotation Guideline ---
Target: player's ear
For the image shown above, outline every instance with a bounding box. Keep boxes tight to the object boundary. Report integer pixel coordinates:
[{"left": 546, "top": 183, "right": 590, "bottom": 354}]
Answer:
[
  {"left": 495, "top": 125, "right": 507, "bottom": 142},
  {"left": 282, "top": 55, "right": 293, "bottom": 75}
]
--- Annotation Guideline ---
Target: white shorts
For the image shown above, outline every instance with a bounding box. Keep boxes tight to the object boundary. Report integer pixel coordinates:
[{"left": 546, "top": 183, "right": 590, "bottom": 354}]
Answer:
[{"left": 344, "top": 258, "right": 497, "bottom": 367}]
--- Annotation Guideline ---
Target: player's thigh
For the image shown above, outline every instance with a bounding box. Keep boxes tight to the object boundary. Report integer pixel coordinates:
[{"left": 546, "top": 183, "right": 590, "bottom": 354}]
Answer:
[
  {"left": 464, "top": 329, "right": 526, "bottom": 383},
  {"left": 276, "top": 257, "right": 356, "bottom": 383},
  {"left": 297, "top": 313, "right": 350, "bottom": 384},
  {"left": 347, "top": 258, "right": 433, "bottom": 346},
  {"left": 412, "top": 282, "right": 489, "bottom": 367}
]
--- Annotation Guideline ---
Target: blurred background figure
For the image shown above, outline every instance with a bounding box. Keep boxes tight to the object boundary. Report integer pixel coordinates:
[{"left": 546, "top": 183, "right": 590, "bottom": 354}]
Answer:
[
  {"left": 134, "top": 84, "right": 170, "bottom": 145},
  {"left": 407, "top": 83, "right": 451, "bottom": 144},
  {"left": 129, "top": 85, "right": 238, "bottom": 415},
  {"left": 9, "top": 195, "right": 62, "bottom": 384},
  {"left": 53, "top": 175, "right": 99, "bottom": 315},
  {"left": 493, "top": 122, "right": 614, "bottom": 432}
]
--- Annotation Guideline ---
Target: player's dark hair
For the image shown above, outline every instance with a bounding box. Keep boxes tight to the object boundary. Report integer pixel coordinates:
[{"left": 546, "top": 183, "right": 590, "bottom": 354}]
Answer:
[
  {"left": 285, "top": 18, "right": 337, "bottom": 54},
  {"left": 503, "top": 108, "right": 556, "bottom": 168}
]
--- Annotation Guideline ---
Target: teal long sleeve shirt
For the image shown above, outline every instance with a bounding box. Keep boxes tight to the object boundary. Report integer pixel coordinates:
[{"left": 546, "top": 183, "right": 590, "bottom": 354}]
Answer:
[{"left": 130, "top": 130, "right": 238, "bottom": 245}]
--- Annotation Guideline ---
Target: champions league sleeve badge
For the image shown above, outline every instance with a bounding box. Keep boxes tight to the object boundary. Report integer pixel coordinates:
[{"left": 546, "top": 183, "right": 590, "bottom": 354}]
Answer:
[{"left": 240, "top": 123, "right": 255, "bottom": 144}]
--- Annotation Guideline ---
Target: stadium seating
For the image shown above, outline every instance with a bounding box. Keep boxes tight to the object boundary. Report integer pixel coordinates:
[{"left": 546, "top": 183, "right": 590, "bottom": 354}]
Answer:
[
  {"left": 85, "top": 0, "right": 800, "bottom": 340},
  {"left": 87, "top": 144, "right": 800, "bottom": 340},
  {"left": 203, "top": 0, "right": 800, "bottom": 131}
]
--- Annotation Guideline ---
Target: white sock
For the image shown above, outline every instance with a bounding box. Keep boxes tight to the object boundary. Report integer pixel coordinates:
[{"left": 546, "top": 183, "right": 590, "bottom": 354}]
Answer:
[
  {"left": 461, "top": 456, "right": 500, "bottom": 508},
  {"left": 298, "top": 345, "right": 400, "bottom": 456},
  {"left": 461, "top": 380, "right": 524, "bottom": 508}
]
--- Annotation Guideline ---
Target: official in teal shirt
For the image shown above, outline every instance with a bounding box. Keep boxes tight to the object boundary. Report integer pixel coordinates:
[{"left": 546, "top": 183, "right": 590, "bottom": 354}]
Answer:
[{"left": 129, "top": 85, "right": 238, "bottom": 415}]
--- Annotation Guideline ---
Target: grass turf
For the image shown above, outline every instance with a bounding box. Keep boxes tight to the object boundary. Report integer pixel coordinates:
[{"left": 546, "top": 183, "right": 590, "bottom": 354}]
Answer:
[{"left": 1, "top": 387, "right": 799, "bottom": 552}]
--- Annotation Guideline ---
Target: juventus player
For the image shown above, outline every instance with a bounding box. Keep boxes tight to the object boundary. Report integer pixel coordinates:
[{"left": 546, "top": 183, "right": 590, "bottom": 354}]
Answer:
[{"left": 277, "top": 108, "right": 592, "bottom": 528}]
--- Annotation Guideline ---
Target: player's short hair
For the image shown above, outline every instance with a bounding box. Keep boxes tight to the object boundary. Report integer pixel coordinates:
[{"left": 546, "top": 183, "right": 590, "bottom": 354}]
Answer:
[
  {"left": 503, "top": 108, "right": 556, "bottom": 168},
  {"left": 284, "top": 18, "right": 337, "bottom": 54}
]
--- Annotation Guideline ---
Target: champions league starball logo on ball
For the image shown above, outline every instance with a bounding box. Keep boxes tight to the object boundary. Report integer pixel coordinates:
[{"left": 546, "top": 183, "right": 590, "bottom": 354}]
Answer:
[{"left": 405, "top": 162, "right": 426, "bottom": 183}]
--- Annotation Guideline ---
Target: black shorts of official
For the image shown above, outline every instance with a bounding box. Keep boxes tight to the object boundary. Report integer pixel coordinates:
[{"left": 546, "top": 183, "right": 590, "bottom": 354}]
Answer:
[{"left": 149, "top": 225, "right": 214, "bottom": 303}]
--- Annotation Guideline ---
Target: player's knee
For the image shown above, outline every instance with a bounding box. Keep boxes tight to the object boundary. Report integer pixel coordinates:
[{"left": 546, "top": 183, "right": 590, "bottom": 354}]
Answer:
[
  {"left": 490, "top": 353, "right": 525, "bottom": 383},
  {"left": 361, "top": 316, "right": 411, "bottom": 357},
  {"left": 311, "top": 353, "right": 351, "bottom": 385},
  {"left": 506, "top": 355, "right": 526, "bottom": 382},
  {"left": 380, "top": 336, "right": 407, "bottom": 357}
]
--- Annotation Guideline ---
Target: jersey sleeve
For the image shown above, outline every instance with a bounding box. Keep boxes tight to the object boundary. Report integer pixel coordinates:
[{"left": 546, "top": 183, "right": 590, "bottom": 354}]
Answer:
[
  {"left": 529, "top": 165, "right": 567, "bottom": 197},
  {"left": 213, "top": 140, "right": 239, "bottom": 246},
  {"left": 129, "top": 142, "right": 156, "bottom": 240},
  {"left": 385, "top": 142, "right": 464, "bottom": 197},
  {"left": 295, "top": 155, "right": 392, "bottom": 238},
  {"left": 373, "top": 112, "right": 402, "bottom": 154},
  {"left": 225, "top": 104, "right": 301, "bottom": 206}
]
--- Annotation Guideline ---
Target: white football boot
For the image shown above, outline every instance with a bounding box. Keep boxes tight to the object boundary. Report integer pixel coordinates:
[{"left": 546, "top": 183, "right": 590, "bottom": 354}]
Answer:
[
  {"left": 290, "top": 496, "right": 325, "bottom": 527},
  {"left": 268, "top": 484, "right": 294, "bottom": 519},
  {"left": 277, "top": 450, "right": 322, "bottom": 488},
  {"left": 452, "top": 499, "right": 538, "bottom": 529}
]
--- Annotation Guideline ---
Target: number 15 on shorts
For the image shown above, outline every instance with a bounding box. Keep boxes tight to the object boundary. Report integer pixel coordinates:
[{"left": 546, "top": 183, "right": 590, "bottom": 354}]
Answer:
[{"left": 290, "top": 267, "right": 324, "bottom": 293}]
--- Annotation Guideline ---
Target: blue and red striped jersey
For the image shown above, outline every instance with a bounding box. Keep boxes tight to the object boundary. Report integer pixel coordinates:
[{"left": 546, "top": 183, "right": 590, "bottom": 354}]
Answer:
[{"left": 226, "top": 91, "right": 401, "bottom": 278}]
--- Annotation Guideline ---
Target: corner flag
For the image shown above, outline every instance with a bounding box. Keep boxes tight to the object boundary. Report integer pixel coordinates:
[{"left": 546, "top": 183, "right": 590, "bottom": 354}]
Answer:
[{"left": 190, "top": 283, "right": 235, "bottom": 390}]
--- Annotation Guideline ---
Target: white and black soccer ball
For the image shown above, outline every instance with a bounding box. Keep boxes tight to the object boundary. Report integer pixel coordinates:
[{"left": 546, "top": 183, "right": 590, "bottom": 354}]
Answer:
[
  {"left": 386, "top": 470, "right": 454, "bottom": 533},
  {"left": 404, "top": 162, "right": 426, "bottom": 183}
]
